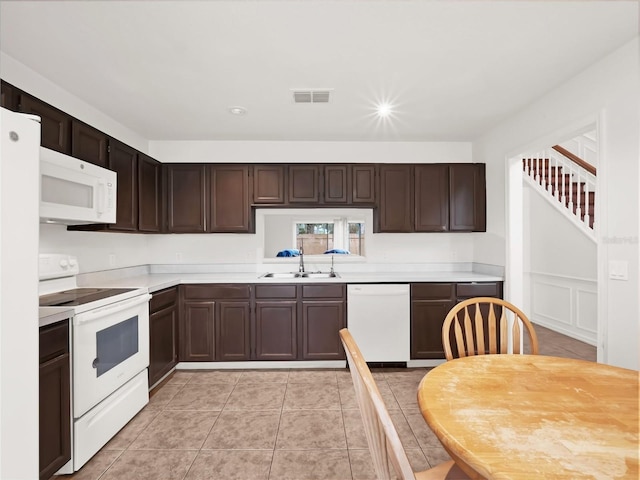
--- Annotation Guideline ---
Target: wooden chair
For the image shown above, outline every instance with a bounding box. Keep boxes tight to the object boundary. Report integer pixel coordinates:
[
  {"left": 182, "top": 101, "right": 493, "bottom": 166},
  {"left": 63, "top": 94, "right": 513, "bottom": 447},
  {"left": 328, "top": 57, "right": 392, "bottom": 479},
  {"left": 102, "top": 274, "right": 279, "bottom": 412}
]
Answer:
[
  {"left": 339, "top": 328, "right": 468, "bottom": 480},
  {"left": 442, "top": 297, "right": 539, "bottom": 361}
]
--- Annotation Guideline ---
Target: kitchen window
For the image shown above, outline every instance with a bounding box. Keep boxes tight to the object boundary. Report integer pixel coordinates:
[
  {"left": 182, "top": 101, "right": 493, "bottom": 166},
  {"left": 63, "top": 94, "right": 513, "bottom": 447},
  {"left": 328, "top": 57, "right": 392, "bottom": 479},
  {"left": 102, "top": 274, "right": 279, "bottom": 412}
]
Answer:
[
  {"left": 295, "top": 220, "right": 365, "bottom": 255},
  {"left": 260, "top": 208, "right": 370, "bottom": 259}
]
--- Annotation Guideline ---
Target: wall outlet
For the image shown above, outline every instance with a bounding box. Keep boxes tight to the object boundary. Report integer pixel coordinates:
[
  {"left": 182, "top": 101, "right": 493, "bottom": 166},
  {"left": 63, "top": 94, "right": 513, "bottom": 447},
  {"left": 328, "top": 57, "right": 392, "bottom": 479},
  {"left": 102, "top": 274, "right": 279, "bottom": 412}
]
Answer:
[{"left": 108, "top": 254, "right": 116, "bottom": 267}]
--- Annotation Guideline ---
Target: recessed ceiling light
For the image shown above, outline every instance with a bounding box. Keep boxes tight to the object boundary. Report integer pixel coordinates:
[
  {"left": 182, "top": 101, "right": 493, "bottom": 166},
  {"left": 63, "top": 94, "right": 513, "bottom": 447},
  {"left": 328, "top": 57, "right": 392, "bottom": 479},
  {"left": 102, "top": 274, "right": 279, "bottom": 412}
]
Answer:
[
  {"left": 228, "top": 106, "right": 247, "bottom": 115},
  {"left": 376, "top": 103, "right": 392, "bottom": 117}
]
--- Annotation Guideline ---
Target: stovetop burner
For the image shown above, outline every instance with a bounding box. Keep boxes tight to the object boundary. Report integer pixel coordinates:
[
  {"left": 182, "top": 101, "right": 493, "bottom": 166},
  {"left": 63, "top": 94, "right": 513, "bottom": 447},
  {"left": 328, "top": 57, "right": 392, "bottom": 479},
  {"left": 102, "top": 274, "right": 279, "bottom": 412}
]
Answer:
[{"left": 39, "top": 287, "right": 137, "bottom": 307}]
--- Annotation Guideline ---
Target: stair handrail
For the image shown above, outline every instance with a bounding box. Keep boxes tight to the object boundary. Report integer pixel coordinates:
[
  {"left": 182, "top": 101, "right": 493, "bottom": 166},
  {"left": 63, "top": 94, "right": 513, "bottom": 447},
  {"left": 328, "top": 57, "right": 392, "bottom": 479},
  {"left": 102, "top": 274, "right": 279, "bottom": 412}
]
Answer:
[{"left": 552, "top": 145, "right": 596, "bottom": 176}]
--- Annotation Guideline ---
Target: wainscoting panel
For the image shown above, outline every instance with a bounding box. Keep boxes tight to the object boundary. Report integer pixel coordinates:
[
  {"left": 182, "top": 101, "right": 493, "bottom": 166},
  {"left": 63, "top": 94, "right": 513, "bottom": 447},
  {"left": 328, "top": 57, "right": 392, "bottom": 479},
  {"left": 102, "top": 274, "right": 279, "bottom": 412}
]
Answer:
[{"left": 527, "top": 272, "right": 597, "bottom": 345}]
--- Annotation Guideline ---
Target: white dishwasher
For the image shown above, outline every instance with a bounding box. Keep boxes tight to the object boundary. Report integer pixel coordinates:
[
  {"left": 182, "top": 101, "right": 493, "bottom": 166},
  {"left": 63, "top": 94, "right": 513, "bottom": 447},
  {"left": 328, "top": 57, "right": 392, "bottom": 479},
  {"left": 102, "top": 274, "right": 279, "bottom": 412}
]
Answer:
[{"left": 347, "top": 284, "right": 410, "bottom": 363}]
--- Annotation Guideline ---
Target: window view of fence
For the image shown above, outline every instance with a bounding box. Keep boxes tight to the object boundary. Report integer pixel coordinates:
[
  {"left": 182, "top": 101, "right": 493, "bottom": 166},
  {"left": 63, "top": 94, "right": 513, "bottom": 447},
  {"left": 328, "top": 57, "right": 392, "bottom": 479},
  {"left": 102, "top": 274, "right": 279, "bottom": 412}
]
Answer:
[{"left": 295, "top": 222, "right": 365, "bottom": 256}]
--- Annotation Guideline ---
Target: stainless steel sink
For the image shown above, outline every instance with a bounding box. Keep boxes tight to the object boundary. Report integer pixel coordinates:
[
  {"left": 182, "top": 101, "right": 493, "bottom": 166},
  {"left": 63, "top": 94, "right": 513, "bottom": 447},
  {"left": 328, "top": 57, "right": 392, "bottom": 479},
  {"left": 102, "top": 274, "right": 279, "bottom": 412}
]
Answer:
[
  {"left": 260, "top": 272, "right": 339, "bottom": 279},
  {"left": 260, "top": 272, "right": 303, "bottom": 278},
  {"left": 300, "top": 272, "right": 340, "bottom": 278}
]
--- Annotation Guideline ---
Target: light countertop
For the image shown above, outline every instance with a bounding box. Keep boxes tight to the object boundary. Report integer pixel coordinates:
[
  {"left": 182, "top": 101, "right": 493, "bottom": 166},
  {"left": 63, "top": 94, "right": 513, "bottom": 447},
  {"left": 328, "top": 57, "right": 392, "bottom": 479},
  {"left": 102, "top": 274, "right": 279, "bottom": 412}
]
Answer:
[
  {"left": 39, "top": 306, "right": 74, "bottom": 328},
  {"left": 80, "top": 271, "right": 503, "bottom": 293}
]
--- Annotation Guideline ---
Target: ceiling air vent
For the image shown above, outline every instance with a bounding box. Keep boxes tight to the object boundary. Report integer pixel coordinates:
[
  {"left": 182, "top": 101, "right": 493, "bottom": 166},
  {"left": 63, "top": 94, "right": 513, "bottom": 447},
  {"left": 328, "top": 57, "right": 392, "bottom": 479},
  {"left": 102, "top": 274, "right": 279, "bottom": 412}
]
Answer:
[{"left": 292, "top": 89, "right": 332, "bottom": 104}]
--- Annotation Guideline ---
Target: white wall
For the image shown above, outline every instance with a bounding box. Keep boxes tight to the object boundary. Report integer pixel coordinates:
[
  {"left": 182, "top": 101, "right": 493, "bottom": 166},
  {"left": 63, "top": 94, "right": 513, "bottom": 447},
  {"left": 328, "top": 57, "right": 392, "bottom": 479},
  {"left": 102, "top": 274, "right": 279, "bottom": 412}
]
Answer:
[
  {"left": 40, "top": 224, "right": 150, "bottom": 274},
  {"left": 0, "top": 52, "right": 149, "bottom": 153},
  {"left": 474, "top": 38, "right": 640, "bottom": 370},
  {"left": 149, "top": 140, "right": 471, "bottom": 165},
  {"left": 523, "top": 186, "right": 597, "bottom": 344}
]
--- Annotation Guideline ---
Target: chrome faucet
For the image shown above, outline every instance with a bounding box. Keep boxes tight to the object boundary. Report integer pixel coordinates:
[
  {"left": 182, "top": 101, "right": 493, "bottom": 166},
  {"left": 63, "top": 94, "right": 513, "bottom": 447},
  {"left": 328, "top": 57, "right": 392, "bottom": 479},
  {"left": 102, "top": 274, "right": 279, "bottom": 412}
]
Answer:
[{"left": 298, "top": 246, "right": 305, "bottom": 273}]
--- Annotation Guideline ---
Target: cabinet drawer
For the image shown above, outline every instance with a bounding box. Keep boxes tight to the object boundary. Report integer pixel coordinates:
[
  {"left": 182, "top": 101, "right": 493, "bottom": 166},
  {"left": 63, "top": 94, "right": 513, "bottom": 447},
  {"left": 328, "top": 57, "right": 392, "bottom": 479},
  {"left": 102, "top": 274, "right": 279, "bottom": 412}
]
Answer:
[
  {"left": 411, "top": 283, "right": 455, "bottom": 300},
  {"left": 150, "top": 286, "right": 177, "bottom": 312},
  {"left": 182, "top": 284, "right": 251, "bottom": 300},
  {"left": 456, "top": 282, "right": 500, "bottom": 298},
  {"left": 302, "top": 284, "right": 345, "bottom": 299},
  {"left": 39, "top": 321, "right": 69, "bottom": 363},
  {"left": 255, "top": 284, "right": 297, "bottom": 299}
]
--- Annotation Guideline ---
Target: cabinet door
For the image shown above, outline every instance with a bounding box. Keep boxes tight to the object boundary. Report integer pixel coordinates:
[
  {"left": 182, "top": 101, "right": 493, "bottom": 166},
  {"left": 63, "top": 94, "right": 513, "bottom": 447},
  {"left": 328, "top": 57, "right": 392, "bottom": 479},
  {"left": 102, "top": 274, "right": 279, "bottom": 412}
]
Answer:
[
  {"left": 376, "top": 165, "right": 413, "bottom": 232},
  {"left": 288, "top": 165, "right": 319, "bottom": 203},
  {"left": 108, "top": 139, "right": 138, "bottom": 231},
  {"left": 1, "top": 81, "right": 18, "bottom": 110},
  {"left": 352, "top": 165, "right": 376, "bottom": 204},
  {"left": 415, "top": 164, "right": 449, "bottom": 232},
  {"left": 39, "top": 354, "right": 71, "bottom": 480},
  {"left": 138, "top": 153, "right": 162, "bottom": 232},
  {"left": 411, "top": 300, "right": 455, "bottom": 359},
  {"left": 301, "top": 300, "right": 346, "bottom": 360},
  {"left": 449, "top": 164, "right": 486, "bottom": 232},
  {"left": 253, "top": 165, "right": 285, "bottom": 204},
  {"left": 19, "top": 94, "right": 71, "bottom": 154},
  {"left": 210, "top": 165, "right": 252, "bottom": 232},
  {"left": 323, "top": 165, "right": 348, "bottom": 204},
  {"left": 71, "top": 121, "right": 108, "bottom": 167},
  {"left": 216, "top": 301, "right": 251, "bottom": 361},
  {"left": 180, "top": 300, "right": 215, "bottom": 361},
  {"left": 166, "top": 164, "right": 208, "bottom": 232},
  {"left": 149, "top": 304, "right": 178, "bottom": 386},
  {"left": 254, "top": 301, "right": 297, "bottom": 360}
]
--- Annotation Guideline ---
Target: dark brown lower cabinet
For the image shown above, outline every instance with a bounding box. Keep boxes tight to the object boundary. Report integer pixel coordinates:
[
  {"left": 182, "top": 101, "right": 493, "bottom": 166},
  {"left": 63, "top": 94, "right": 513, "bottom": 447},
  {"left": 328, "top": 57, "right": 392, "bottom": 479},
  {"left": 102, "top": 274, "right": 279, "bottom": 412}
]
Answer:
[
  {"left": 174, "top": 282, "right": 346, "bottom": 362},
  {"left": 180, "top": 300, "right": 215, "bottom": 361},
  {"left": 301, "top": 284, "right": 346, "bottom": 360},
  {"left": 254, "top": 300, "right": 298, "bottom": 360},
  {"left": 216, "top": 301, "right": 251, "bottom": 361},
  {"left": 39, "top": 320, "right": 71, "bottom": 480},
  {"left": 410, "top": 282, "right": 503, "bottom": 359},
  {"left": 149, "top": 287, "right": 178, "bottom": 387},
  {"left": 179, "top": 284, "right": 252, "bottom": 362}
]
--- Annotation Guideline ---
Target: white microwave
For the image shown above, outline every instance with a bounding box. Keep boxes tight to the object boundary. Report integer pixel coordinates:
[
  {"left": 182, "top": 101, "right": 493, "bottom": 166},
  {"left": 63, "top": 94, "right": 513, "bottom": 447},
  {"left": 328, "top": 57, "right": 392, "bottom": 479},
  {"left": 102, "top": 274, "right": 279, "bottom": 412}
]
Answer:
[{"left": 40, "top": 147, "right": 117, "bottom": 225}]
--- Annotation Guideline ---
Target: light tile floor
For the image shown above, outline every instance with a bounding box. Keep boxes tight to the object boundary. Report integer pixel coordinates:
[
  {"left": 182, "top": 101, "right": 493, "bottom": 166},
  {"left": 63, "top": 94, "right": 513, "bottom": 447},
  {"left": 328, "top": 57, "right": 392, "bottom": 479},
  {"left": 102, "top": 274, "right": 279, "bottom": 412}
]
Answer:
[{"left": 67, "top": 324, "right": 595, "bottom": 480}]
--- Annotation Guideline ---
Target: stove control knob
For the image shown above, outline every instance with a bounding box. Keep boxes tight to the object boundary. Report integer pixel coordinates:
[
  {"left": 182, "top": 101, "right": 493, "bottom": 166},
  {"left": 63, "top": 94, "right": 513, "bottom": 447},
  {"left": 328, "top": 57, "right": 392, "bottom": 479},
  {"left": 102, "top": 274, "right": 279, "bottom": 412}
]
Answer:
[
  {"left": 59, "top": 258, "right": 69, "bottom": 269},
  {"left": 69, "top": 258, "right": 78, "bottom": 268}
]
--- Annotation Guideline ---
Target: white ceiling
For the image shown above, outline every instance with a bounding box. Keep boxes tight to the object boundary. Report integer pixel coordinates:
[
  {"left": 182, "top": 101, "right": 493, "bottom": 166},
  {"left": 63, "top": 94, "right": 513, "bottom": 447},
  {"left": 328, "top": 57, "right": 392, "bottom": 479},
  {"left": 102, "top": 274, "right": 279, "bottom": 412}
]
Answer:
[{"left": 0, "top": 1, "right": 637, "bottom": 142}]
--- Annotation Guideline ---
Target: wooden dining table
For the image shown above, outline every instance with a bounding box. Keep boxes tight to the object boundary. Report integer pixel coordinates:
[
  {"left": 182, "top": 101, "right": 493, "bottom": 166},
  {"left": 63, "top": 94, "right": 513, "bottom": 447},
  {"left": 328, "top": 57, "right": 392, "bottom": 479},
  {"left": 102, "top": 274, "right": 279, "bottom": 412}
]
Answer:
[{"left": 417, "top": 355, "right": 639, "bottom": 480}]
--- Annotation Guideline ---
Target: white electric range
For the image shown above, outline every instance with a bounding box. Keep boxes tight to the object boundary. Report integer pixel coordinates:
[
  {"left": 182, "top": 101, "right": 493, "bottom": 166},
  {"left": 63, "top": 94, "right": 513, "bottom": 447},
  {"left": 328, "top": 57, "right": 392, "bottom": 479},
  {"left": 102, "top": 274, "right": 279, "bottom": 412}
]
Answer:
[{"left": 39, "top": 254, "right": 151, "bottom": 473}]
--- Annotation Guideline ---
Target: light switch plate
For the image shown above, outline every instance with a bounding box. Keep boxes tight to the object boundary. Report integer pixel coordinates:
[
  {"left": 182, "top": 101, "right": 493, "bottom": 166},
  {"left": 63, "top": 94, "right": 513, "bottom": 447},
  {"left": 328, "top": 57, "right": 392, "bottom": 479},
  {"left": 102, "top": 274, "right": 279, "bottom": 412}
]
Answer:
[{"left": 608, "top": 260, "right": 628, "bottom": 281}]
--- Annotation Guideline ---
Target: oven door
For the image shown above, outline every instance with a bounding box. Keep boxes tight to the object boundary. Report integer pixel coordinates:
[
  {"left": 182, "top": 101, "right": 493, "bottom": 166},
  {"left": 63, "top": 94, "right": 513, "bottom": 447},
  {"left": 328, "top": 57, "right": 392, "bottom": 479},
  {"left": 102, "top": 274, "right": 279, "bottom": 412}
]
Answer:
[{"left": 72, "top": 293, "right": 151, "bottom": 418}]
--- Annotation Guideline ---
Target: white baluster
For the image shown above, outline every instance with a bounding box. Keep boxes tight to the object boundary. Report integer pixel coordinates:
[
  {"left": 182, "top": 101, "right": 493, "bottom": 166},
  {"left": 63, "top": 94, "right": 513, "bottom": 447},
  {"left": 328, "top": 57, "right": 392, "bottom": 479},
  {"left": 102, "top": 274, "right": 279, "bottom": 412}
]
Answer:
[
  {"left": 583, "top": 178, "right": 590, "bottom": 228},
  {"left": 545, "top": 150, "right": 558, "bottom": 197},
  {"left": 567, "top": 163, "right": 574, "bottom": 216},
  {"left": 575, "top": 169, "right": 582, "bottom": 223},
  {"left": 554, "top": 152, "right": 560, "bottom": 200}
]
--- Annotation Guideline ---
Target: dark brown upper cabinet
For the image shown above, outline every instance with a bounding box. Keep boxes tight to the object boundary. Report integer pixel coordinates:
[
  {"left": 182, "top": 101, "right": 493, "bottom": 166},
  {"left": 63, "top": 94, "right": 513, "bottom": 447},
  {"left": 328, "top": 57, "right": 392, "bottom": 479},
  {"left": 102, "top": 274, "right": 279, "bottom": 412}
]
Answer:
[
  {"left": 107, "top": 139, "right": 138, "bottom": 231},
  {"left": 351, "top": 165, "right": 376, "bottom": 204},
  {"left": 375, "top": 164, "right": 413, "bottom": 232},
  {"left": 209, "top": 165, "right": 252, "bottom": 233},
  {"left": 414, "top": 164, "right": 449, "bottom": 232},
  {"left": 253, "top": 165, "right": 285, "bottom": 204},
  {"left": 71, "top": 120, "right": 108, "bottom": 167},
  {"left": 323, "top": 165, "right": 349, "bottom": 204},
  {"left": 1, "top": 81, "right": 18, "bottom": 110},
  {"left": 18, "top": 93, "right": 71, "bottom": 154},
  {"left": 165, "top": 164, "right": 208, "bottom": 233},
  {"left": 449, "top": 163, "right": 486, "bottom": 232},
  {"left": 288, "top": 165, "right": 320, "bottom": 203},
  {"left": 138, "top": 153, "right": 162, "bottom": 232}
]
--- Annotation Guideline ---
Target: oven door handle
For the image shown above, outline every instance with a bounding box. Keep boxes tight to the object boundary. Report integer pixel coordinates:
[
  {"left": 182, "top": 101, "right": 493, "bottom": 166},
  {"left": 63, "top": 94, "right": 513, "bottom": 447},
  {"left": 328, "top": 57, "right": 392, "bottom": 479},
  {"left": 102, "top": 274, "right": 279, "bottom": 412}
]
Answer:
[{"left": 73, "top": 293, "right": 151, "bottom": 325}]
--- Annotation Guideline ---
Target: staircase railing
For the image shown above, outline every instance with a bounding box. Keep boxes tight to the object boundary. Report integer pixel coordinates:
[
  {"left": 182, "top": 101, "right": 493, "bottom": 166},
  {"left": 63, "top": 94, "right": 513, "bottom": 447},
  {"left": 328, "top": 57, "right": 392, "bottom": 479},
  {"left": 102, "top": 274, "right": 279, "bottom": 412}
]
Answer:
[{"left": 522, "top": 146, "right": 596, "bottom": 238}]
